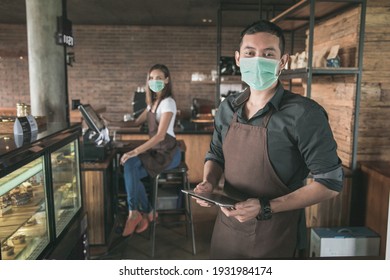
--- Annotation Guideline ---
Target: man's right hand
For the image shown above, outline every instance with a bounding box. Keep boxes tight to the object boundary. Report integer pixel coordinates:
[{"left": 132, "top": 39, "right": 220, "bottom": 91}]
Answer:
[{"left": 193, "top": 181, "right": 213, "bottom": 207}]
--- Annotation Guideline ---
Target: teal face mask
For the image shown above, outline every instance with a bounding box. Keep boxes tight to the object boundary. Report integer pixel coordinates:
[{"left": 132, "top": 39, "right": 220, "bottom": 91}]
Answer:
[
  {"left": 148, "top": 80, "right": 165, "bottom": 92},
  {"left": 239, "top": 57, "right": 280, "bottom": 91}
]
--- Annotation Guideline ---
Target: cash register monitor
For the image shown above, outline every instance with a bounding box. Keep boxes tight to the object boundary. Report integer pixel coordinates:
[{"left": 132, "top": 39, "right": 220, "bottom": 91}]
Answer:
[{"left": 78, "top": 104, "right": 105, "bottom": 134}]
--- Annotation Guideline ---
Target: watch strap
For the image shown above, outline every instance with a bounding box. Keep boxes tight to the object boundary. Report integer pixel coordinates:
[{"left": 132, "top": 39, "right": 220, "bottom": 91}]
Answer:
[{"left": 256, "top": 197, "right": 272, "bottom": 220}]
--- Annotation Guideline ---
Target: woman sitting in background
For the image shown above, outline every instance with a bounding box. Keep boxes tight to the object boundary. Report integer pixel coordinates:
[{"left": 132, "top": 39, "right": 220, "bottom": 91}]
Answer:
[{"left": 120, "top": 64, "right": 181, "bottom": 237}]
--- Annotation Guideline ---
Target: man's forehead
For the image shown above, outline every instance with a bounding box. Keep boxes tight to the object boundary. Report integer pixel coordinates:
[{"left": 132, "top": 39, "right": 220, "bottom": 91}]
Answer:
[
  {"left": 241, "top": 33, "right": 280, "bottom": 50},
  {"left": 242, "top": 32, "right": 279, "bottom": 42}
]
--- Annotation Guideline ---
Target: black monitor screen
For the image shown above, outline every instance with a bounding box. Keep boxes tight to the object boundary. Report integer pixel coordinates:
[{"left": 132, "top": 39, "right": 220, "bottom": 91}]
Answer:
[{"left": 78, "top": 104, "right": 105, "bottom": 133}]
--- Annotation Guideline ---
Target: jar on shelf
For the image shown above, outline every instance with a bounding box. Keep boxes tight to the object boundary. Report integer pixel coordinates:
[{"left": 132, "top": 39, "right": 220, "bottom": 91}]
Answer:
[
  {"left": 24, "top": 104, "right": 31, "bottom": 116},
  {"left": 16, "top": 103, "right": 24, "bottom": 117}
]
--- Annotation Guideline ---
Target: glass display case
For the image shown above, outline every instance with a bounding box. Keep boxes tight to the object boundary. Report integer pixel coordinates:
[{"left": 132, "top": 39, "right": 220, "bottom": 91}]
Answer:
[
  {"left": 0, "top": 124, "right": 87, "bottom": 260},
  {"left": 51, "top": 140, "right": 81, "bottom": 237},
  {"left": 0, "top": 157, "right": 49, "bottom": 260}
]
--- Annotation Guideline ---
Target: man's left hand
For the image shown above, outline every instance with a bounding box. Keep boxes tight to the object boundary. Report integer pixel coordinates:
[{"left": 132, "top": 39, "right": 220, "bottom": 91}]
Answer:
[{"left": 220, "top": 198, "right": 260, "bottom": 222}]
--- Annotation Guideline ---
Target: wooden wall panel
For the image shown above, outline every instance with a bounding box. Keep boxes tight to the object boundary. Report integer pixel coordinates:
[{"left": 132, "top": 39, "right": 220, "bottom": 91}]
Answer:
[
  {"left": 300, "top": 2, "right": 390, "bottom": 167},
  {"left": 303, "top": 7, "right": 359, "bottom": 169},
  {"left": 306, "top": 7, "right": 359, "bottom": 68},
  {"left": 358, "top": 1, "right": 390, "bottom": 162},
  {"left": 308, "top": 76, "right": 356, "bottom": 167}
]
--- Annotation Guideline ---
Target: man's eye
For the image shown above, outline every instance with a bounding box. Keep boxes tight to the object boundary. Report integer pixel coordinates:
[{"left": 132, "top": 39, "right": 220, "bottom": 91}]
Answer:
[{"left": 265, "top": 52, "right": 275, "bottom": 57}]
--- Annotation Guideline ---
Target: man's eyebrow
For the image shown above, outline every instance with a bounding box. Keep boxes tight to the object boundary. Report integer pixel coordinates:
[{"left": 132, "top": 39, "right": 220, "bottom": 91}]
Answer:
[
  {"left": 264, "top": 47, "right": 277, "bottom": 52},
  {"left": 241, "top": 46, "right": 277, "bottom": 52},
  {"left": 242, "top": 45, "right": 256, "bottom": 50}
]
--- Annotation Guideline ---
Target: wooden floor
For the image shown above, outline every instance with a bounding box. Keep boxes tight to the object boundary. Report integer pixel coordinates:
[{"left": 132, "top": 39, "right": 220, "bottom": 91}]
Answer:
[
  {"left": 90, "top": 202, "right": 218, "bottom": 260},
  {"left": 88, "top": 198, "right": 383, "bottom": 260}
]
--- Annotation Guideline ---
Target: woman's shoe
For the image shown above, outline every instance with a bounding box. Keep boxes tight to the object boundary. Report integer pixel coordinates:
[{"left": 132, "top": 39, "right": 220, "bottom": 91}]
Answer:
[
  {"left": 122, "top": 212, "right": 142, "bottom": 237},
  {"left": 135, "top": 215, "right": 149, "bottom": 233}
]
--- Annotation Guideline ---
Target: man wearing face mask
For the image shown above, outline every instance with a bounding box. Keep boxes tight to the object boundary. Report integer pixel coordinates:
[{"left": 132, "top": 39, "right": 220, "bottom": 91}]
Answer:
[
  {"left": 194, "top": 20, "right": 343, "bottom": 259},
  {"left": 120, "top": 64, "right": 181, "bottom": 237}
]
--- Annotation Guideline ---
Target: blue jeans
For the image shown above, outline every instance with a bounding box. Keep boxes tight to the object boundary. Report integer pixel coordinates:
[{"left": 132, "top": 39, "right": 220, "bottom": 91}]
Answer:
[{"left": 123, "top": 147, "right": 181, "bottom": 212}]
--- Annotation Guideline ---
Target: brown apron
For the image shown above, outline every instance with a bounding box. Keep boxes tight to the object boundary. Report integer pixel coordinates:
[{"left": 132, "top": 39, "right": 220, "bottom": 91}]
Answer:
[
  {"left": 138, "top": 108, "right": 178, "bottom": 177},
  {"left": 210, "top": 109, "right": 301, "bottom": 259}
]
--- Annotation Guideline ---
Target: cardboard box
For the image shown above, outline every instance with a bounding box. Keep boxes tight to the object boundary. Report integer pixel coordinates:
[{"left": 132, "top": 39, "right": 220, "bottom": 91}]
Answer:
[{"left": 310, "top": 227, "right": 380, "bottom": 257}]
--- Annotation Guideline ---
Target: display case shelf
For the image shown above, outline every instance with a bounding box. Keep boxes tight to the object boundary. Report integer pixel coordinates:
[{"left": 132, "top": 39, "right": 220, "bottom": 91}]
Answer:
[
  {"left": 0, "top": 159, "right": 42, "bottom": 194},
  {"left": 0, "top": 155, "right": 50, "bottom": 260}
]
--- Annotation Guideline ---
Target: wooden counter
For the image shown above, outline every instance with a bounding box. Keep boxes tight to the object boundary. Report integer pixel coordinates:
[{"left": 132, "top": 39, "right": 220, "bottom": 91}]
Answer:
[
  {"left": 359, "top": 161, "right": 390, "bottom": 259},
  {"left": 81, "top": 149, "right": 116, "bottom": 247}
]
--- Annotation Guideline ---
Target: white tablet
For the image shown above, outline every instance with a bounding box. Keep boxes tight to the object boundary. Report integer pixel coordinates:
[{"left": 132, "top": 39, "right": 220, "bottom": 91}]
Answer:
[{"left": 181, "top": 190, "right": 240, "bottom": 208}]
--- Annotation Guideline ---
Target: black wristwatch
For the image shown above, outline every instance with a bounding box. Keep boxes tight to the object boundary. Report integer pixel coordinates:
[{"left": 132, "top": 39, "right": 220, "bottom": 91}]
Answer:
[{"left": 256, "top": 197, "right": 272, "bottom": 220}]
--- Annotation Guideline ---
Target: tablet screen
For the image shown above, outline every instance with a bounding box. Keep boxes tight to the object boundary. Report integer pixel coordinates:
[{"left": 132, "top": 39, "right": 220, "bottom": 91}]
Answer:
[{"left": 182, "top": 190, "right": 240, "bottom": 208}]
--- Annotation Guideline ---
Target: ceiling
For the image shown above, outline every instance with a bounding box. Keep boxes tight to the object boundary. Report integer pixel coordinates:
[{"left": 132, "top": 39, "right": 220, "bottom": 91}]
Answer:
[{"left": 0, "top": 0, "right": 298, "bottom": 27}]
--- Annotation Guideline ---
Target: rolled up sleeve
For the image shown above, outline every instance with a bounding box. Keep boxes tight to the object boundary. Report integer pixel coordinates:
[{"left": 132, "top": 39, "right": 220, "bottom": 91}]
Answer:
[{"left": 295, "top": 103, "right": 344, "bottom": 192}]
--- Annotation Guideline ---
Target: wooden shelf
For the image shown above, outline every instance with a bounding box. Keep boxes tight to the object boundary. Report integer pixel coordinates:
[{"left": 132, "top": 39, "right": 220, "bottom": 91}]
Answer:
[
  {"left": 271, "top": 0, "right": 362, "bottom": 31},
  {"left": 280, "top": 67, "right": 360, "bottom": 80}
]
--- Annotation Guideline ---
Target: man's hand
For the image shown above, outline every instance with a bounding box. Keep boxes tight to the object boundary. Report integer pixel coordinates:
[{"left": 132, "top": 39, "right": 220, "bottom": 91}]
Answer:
[
  {"left": 220, "top": 198, "right": 260, "bottom": 222},
  {"left": 193, "top": 181, "right": 213, "bottom": 207}
]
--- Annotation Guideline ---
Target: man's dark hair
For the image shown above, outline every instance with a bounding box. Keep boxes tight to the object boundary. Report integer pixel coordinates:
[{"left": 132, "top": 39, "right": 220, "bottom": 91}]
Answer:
[{"left": 239, "top": 20, "right": 285, "bottom": 55}]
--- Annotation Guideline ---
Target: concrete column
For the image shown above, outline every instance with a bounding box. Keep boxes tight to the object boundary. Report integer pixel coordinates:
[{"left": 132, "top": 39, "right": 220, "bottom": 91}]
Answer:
[{"left": 26, "top": 0, "right": 67, "bottom": 123}]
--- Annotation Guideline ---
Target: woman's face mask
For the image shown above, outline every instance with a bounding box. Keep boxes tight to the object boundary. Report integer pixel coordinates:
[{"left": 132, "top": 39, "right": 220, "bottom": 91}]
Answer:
[
  {"left": 239, "top": 57, "right": 280, "bottom": 91},
  {"left": 148, "top": 79, "right": 165, "bottom": 92}
]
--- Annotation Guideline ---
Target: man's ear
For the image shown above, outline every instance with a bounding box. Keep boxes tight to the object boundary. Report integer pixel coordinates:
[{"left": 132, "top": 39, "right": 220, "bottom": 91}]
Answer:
[
  {"left": 280, "top": 54, "right": 289, "bottom": 70},
  {"left": 235, "top": 50, "right": 240, "bottom": 67}
]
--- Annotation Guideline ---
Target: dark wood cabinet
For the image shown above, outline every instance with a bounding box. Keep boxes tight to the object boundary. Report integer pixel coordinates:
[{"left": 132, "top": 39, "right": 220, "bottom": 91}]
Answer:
[
  {"left": 81, "top": 150, "right": 116, "bottom": 248},
  {"left": 359, "top": 161, "right": 390, "bottom": 259}
]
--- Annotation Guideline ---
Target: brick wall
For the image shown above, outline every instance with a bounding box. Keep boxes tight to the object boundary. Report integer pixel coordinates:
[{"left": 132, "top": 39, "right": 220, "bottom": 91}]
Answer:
[
  {"left": 0, "top": 24, "right": 30, "bottom": 107},
  {"left": 0, "top": 23, "right": 299, "bottom": 121},
  {"left": 0, "top": 24, "right": 245, "bottom": 120}
]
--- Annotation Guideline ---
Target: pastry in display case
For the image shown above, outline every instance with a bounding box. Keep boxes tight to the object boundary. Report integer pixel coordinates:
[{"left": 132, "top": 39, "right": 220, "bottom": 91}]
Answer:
[
  {"left": 0, "top": 157, "right": 50, "bottom": 260},
  {"left": 51, "top": 140, "right": 82, "bottom": 238}
]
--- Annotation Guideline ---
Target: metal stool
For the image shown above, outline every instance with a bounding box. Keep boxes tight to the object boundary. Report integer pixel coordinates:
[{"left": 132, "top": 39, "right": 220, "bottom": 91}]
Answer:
[{"left": 150, "top": 161, "right": 196, "bottom": 258}]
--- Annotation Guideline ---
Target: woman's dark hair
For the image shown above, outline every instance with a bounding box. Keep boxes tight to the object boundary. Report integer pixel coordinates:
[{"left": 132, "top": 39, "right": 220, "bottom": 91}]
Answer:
[
  {"left": 239, "top": 20, "right": 285, "bottom": 55},
  {"left": 146, "top": 64, "right": 174, "bottom": 106}
]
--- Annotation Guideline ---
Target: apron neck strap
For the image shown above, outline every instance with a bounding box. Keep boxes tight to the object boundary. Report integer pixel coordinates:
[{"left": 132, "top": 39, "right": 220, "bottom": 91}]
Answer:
[
  {"left": 232, "top": 112, "right": 239, "bottom": 122},
  {"left": 231, "top": 106, "right": 274, "bottom": 127},
  {"left": 262, "top": 106, "right": 274, "bottom": 128}
]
